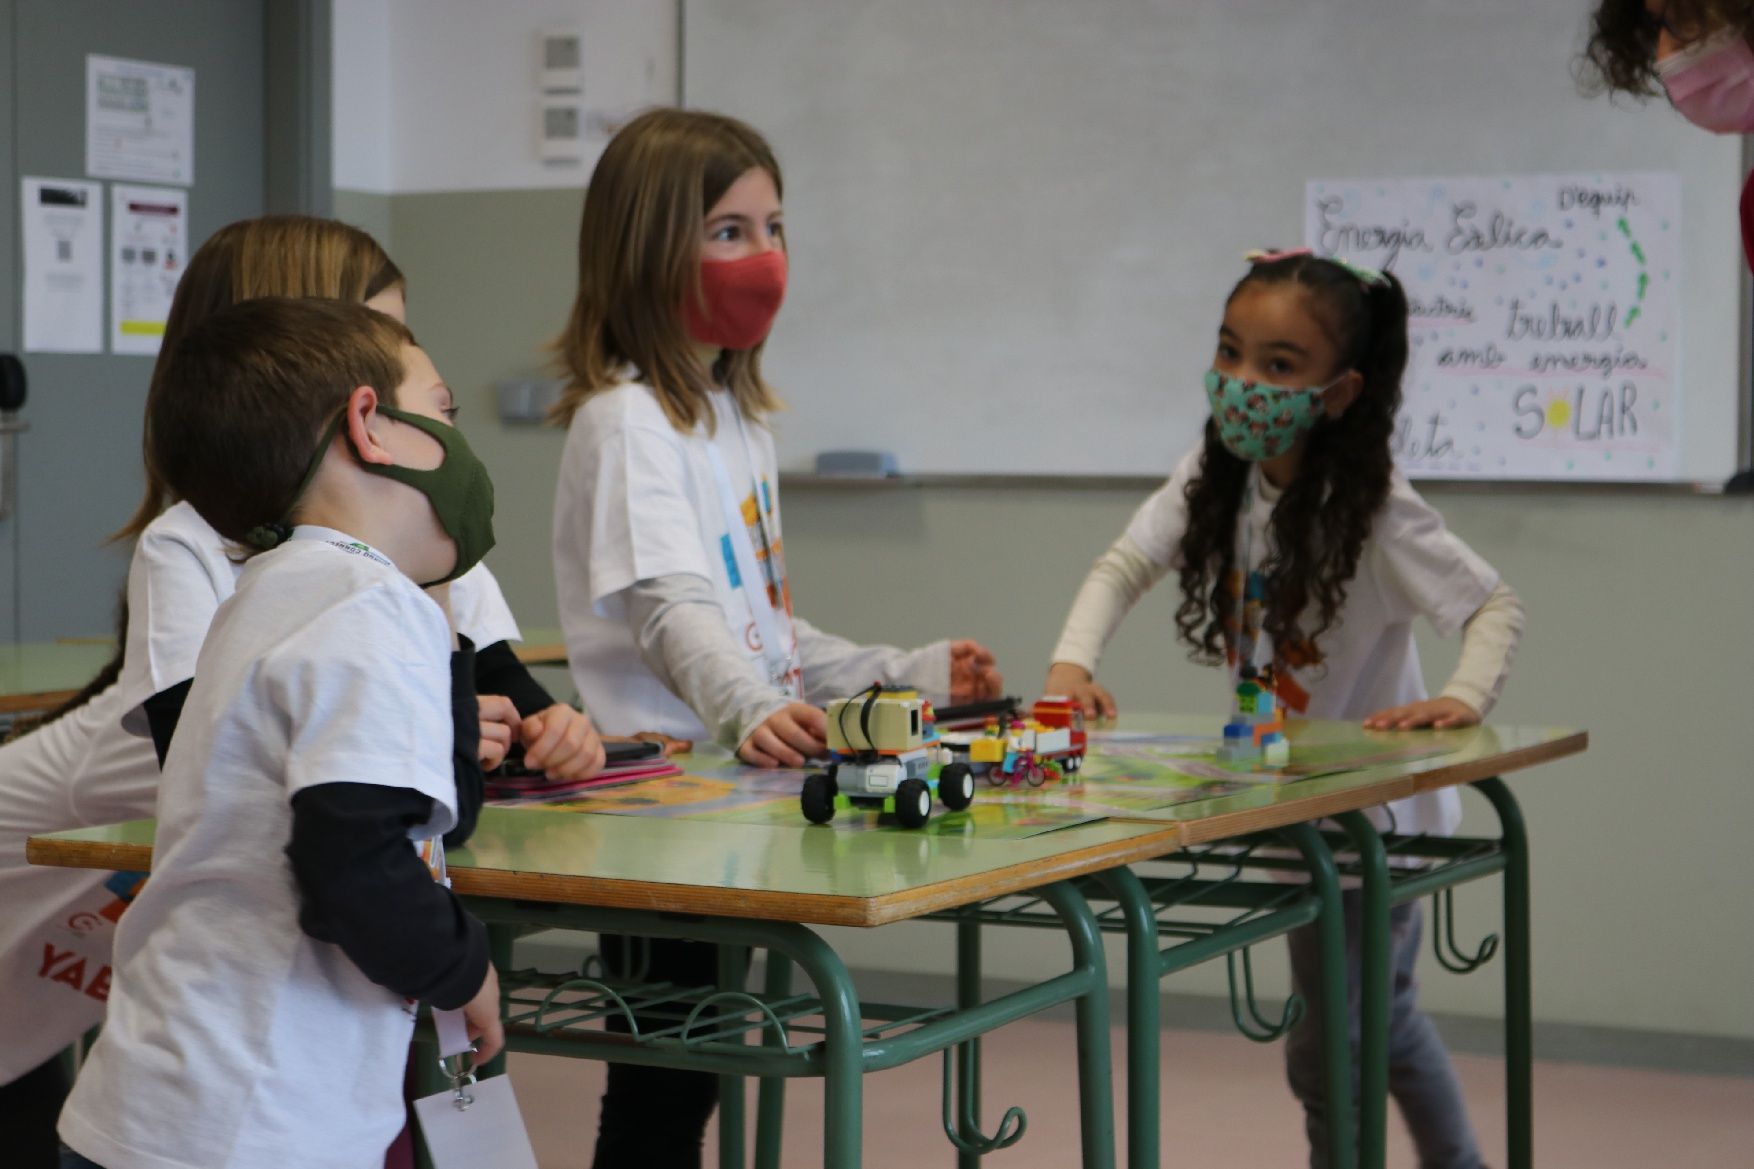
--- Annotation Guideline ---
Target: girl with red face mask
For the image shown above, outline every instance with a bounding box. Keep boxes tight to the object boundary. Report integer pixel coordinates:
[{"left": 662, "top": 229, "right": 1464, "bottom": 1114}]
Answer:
[{"left": 546, "top": 107, "right": 1004, "bottom": 1169}]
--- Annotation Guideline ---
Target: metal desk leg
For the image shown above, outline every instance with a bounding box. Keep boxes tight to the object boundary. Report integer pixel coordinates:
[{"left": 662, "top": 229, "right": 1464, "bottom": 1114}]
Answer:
[
  {"left": 1036, "top": 880, "right": 1117, "bottom": 1169},
  {"left": 753, "top": 952, "right": 793, "bottom": 1169},
  {"left": 956, "top": 908, "right": 983, "bottom": 1169},
  {"left": 1280, "top": 823, "right": 1356, "bottom": 1169},
  {"left": 1091, "top": 866, "right": 1159, "bottom": 1169},
  {"left": 718, "top": 945, "right": 750, "bottom": 1169},
  {"left": 1334, "top": 812, "right": 1389, "bottom": 1169},
  {"left": 1474, "top": 778, "right": 1532, "bottom": 1169}
]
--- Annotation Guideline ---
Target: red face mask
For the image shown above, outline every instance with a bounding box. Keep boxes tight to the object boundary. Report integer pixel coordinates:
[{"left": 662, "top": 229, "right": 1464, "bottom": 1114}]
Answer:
[{"left": 684, "top": 250, "right": 788, "bottom": 350}]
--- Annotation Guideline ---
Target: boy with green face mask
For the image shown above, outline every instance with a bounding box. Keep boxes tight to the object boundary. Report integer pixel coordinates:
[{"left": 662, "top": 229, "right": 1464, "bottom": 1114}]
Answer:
[{"left": 59, "top": 298, "right": 504, "bottom": 1169}]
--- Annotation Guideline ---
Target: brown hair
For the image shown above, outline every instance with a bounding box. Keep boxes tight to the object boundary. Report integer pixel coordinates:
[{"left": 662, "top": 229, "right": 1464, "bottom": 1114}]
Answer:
[
  {"left": 118, "top": 215, "right": 403, "bottom": 538},
  {"left": 549, "top": 107, "right": 784, "bottom": 432},
  {"left": 149, "top": 298, "right": 413, "bottom": 548},
  {"left": 1579, "top": 0, "right": 1754, "bottom": 96}
]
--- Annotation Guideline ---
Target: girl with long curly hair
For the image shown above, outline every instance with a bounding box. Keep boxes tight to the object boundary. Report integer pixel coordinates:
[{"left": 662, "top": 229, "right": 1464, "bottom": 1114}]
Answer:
[{"left": 1044, "top": 250, "right": 1525, "bottom": 1168}]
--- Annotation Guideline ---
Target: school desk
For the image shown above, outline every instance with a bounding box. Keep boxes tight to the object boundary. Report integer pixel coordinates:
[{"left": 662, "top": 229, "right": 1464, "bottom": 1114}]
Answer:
[
  {"left": 28, "top": 812, "right": 1184, "bottom": 1169},
  {"left": 0, "top": 640, "right": 114, "bottom": 716},
  {"left": 26, "top": 718, "right": 1583, "bottom": 1169},
  {"left": 510, "top": 625, "right": 566, "bottom": 667}
]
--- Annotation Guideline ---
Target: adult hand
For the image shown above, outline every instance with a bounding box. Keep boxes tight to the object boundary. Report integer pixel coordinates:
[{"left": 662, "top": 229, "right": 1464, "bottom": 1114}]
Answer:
[
  {"left": 1043, "top": 662, "right": 1118, "bottom": 720},
  {"left": 1362, "top": 696, "right": 1479, "bottom": 731},
  {"left": 739, "top": 703, "right": 828, "bottom": 768},
  {"left": 521, "top": 703, "right": 607, "bottom": 780},
  {"left": 949, "top": 639, "right": 1004, "bottom": 703},
  {"left": 476, "top": 694, "right": 519, "bottom": 771}
]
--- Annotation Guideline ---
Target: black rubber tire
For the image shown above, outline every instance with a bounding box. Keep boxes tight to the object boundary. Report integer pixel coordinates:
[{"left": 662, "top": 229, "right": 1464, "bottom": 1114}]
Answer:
[
  {"left": 938, "top": 763, "right": 974, "bottom": 811},
  {"left": 895, "top": 778, "right": 932, "bottom": 829},
  {"left": 801, "top": 772, "right": 836, "bottom": 824}
]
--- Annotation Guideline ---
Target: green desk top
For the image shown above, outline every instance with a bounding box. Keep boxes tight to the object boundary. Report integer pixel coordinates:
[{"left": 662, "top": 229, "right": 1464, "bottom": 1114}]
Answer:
[
  {"left": 0, "top": 641, "right": 116, "bottom": 714},
  {"left": 28, "top": 815, "right": 1181, "bottom": 927},
  {"left": 1073, "top": 717, "right": 1585, "bottom": 844}
]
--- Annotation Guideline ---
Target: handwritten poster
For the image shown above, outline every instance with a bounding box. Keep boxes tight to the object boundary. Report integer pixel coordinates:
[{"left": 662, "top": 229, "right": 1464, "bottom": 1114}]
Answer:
[{"left": 1305, "top": 173, "right": 1681, "bottom": 481}]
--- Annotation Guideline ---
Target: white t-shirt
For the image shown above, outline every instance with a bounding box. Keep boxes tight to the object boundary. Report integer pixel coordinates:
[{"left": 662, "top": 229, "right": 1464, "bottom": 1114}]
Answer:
[
  {"left": 119, "top": 501, "right": 520, "bottom": 734},
  {"left": 1122, "top": 448, "right": 1500, "bottom": 836},
  {"left": 0, "top": 683, "right": 155, "bottom": 1083},
  {"left": 60, "top": 529, "right": 457, "bottom": 1169},
  {"left": 553, "top": 382, "right": 798, "bottom": 738}
]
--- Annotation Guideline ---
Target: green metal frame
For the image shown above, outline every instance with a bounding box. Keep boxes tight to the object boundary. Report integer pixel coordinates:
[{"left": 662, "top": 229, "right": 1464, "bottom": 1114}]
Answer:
[
  {"left": 923, "top": 826, "right": 1352, "bottom": 1169},
  {"left": 1229, "top": 777, "right": 1531, "bottom": 1169},
  {"left": 411, "top": 880, "right": 1117, "bottom": 1169}
]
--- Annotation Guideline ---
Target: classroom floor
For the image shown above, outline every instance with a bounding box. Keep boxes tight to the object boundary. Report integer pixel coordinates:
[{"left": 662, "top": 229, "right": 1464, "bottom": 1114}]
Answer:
[{"left": 508, "top": 1017, "right": 1754, "bottom": 1167}]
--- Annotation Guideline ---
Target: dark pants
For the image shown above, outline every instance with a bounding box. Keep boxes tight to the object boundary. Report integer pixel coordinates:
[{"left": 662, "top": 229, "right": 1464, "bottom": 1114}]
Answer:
[
  {"left": 59, "top": 1150, "right": 105, "bottom": 1169},
  {"left": 591, "top": 936, "right": 722, "bottom": 1169},
  {"left": 1284, "top": 897, "right": 1484, "bottom": 1169},
  {"left": 0, "top": 1054, "right": 73, "bottom": 1169}
]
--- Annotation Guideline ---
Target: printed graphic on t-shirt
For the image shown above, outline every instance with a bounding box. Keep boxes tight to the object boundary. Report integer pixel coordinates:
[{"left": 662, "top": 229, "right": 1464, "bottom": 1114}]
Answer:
[
  {"left": 33, "top": 872, "right": 144, "bottom": 1005},
  {"left": 718, "top": 476, "right": 793, "bottom": 649}
]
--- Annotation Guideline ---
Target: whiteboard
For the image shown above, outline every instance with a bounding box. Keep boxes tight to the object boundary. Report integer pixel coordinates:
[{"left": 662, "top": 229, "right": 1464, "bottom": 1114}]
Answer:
[{"left": 682, "top": 0, "right": 1746, "bottom": 483}]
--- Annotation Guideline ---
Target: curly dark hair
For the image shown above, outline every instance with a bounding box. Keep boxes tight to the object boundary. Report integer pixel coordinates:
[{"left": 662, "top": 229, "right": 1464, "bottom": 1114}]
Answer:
[
  {"left": 1578, "top": 0, "right": 1754, "bottom": 97},
  {"left": 1173, "top": 254, "right": 1408, "bottom": 670}
]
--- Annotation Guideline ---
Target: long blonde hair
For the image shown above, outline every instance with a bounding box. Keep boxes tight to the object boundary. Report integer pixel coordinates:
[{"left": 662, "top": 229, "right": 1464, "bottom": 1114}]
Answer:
[
  {"left": 117, "top": 215, "right": 403, "bottom": 539},
  {"left": 549, "top": 107, "right": 783, "bottom": 432}
]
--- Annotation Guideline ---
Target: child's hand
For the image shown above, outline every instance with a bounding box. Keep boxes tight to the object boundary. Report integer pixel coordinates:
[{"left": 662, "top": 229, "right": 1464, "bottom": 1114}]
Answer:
[
  {"left": 460, "top": 963, "right": 505, "bottom": 1066},
  {"left": 1044, "top": 662, "right": 1117, "bottom": 720},
  {"left": 739, "top": 703, "right": 828, "bottom": 768},
  {"left": 1362, "top": 697, "right": 1479, "bottom": 731},
  {"left": 476, "top": 694, "right": 520, "bottom": 770},
  {"left": 949, "top": 639, "right": 1004, "bottom": 702},
  {"left": 521, "top": 704, "right": 607, "bottom": 781}
]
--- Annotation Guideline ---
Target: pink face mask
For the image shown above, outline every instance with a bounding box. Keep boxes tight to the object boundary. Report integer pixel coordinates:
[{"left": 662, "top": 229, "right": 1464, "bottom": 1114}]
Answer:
[{"left": 1658, "top": 33, "right": 1754, "bottom": 134}]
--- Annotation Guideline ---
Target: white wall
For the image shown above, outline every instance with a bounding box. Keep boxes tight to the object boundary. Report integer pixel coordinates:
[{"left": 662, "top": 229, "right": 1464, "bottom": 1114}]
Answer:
[{"left": 332, "top": 0, "right": 678, "bottom": 195}]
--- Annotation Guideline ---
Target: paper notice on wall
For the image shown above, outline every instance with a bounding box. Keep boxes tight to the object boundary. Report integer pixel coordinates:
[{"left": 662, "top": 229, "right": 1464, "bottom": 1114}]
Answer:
[
  {"left": 21, "top": 177, "right": 104, "bottom": 354},
  {"left": 109, "top": 185, "right": 187, "bottom": 356},
  {"left": 87, "top": 55, "right": 195, "bottom": 186},
  {"left": 1305, "top": 173, "right": 1681, "bottom": 481}
]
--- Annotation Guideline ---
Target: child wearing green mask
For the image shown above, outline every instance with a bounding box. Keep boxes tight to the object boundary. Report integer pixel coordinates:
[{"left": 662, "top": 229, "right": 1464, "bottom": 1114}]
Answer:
[
  {"left": 1044, "top": 250, "right": 1525, "bottom": 1169},
  {"left": 58, "top": 298, "right": 503, "bottom": 1169}
]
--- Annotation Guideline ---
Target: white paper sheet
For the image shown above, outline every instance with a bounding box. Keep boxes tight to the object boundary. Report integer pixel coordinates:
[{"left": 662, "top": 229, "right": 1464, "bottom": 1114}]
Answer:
[
  {"left": 1305, "top": 172, "right": 1683, "bottom": 481},
  {"left": 87, "top": 55, "right": 195, "bottom": 186},
  {"left": 21, "top": 177, "right": 103, "bottom": 354},
  {"left": 109, "top": 185, "right": 187, "bottom": 356}
]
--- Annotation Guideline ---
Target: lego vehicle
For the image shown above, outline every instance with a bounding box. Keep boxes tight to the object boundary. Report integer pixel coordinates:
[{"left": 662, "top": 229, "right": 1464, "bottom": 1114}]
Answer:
[
  {"left": 801, "top": 685, "right": 976, "bottom": 828},
  {"left": 954, "top": 697, "right": 1088, "bottom": 787},
  {"left": 1218, "top": 665, "right": 1289, "bottom": 768}
]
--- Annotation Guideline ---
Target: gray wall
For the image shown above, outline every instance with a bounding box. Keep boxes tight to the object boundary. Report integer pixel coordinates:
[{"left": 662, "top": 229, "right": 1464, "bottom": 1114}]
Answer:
[{"left": 352, "top": 185, "right": 1754, "bottom": 1042}]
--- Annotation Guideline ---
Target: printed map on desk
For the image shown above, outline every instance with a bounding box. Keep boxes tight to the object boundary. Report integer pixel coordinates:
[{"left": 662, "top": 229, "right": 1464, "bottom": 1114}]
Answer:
[{"left": 978, "top": 728, "right": 1459, "bottom": 813}]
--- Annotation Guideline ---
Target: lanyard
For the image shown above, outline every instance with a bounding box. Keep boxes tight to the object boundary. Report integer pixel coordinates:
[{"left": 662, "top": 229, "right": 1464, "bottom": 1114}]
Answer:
[
  {"left": 703, "top": 404, "right": 801, "bottom": 698},
  {"left": 1232, "top": 476, "right": 1264, "bottom": 685}
]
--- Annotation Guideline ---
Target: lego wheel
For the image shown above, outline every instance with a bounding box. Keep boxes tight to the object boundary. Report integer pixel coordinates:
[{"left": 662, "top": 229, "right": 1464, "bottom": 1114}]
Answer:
[
  {"left": 982, "top": 765, "right": 1007, "bottom": 787},
  {"left": 938, "top": 763, "right": 974, "bottom": 811},
  {"left": 801, "top": 773, "right": 837, "bottom": 824},
  {"left": 1025, "top": 763, "right": 1047, "bottom": 788},
  {"left": 895, "top": 778, "right": 932, "bottom": 829}
]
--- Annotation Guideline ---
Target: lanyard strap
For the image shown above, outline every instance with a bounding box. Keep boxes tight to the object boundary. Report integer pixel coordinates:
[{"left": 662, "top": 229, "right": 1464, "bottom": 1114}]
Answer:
[
  {"left": 419, "top": 837, "right": 474, "bottom": 1061},
  {"left": 1233, "top": 477, "right": 1261, "bottom": 684},
  {"left": 703, "top": 409, "right": 800, "bottom": 697}
]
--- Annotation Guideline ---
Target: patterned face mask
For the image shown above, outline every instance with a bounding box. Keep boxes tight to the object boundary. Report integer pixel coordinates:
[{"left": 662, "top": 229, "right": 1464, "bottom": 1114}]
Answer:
[{"left": 1203, "top": 368, "right": 1344, "bottom": 462}]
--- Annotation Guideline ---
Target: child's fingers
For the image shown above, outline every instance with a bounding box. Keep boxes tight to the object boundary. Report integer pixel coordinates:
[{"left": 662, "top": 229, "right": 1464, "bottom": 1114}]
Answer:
[
  {"left": 749, "top": 726, "right": 802, "bottom": 768},
  {"left": 770, "top": 714, "right": 822, "bottom": 759},
  {"left": 471, "top": 1015, "right": 505, "bottom": 1065},
  {"left": 476, "top": 694, "right": 521, "bottom": 734}
]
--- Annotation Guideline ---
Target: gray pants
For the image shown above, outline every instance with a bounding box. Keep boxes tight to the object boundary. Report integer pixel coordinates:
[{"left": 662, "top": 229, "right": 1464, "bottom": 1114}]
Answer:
[{"left": 1284, "top": 897, "right": 1485, "bottom": 1169}]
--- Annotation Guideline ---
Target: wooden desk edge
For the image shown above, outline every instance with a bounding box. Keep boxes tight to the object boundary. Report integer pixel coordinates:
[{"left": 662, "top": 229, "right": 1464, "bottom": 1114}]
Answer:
[
  {"left": 0, "top": 688, "right": 78, "bottom": 715},
  {"left": 512, "top": 643, "right": 566, "bottom": 667}
]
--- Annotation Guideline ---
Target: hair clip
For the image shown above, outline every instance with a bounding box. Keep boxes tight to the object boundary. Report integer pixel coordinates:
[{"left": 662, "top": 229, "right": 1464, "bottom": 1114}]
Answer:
[
  {"left": 1331, "top": 256, "right": 1390, "bottom": 287},
  {"left": 243, "top": 521, "right": 293, "bottom": 551},
  {"left": 1243, "top": 247, "right": 1312, "bottom": 265}
]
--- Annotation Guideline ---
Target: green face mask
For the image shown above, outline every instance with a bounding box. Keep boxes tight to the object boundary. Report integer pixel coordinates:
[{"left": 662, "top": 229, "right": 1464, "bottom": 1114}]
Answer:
[
  {"left": 360, "top": 405, "right": 497, "bottom": 585},
  {"left": 248, "top": 404, "right": 496, "bottom": 587}
]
